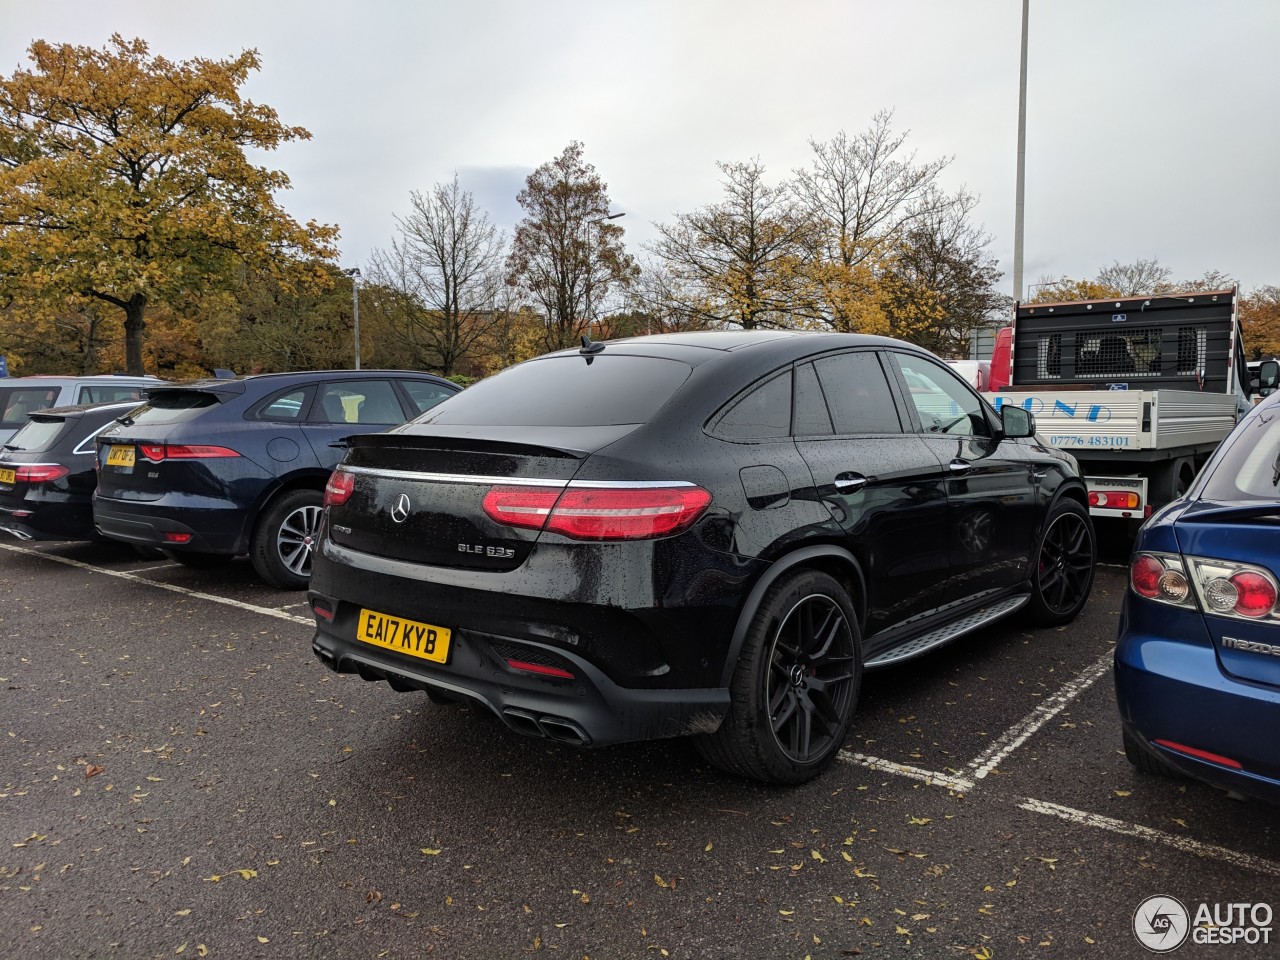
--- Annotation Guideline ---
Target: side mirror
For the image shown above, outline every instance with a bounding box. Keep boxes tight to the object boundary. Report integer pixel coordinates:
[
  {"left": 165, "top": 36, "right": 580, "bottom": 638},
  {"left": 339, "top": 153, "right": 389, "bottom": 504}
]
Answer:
[
  {"left": 1001, "top": 405, "right": 1036, "bottom": 438},
  {"left": 1260, "top": 360, "right": 1279, "bottom": 393}
]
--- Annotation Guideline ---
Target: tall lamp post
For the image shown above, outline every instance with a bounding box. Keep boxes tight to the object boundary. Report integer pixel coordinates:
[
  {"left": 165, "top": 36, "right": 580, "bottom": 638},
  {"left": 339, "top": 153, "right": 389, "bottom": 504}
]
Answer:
[
  {"left": 1012, "top": 0, "right": 1029, "bottom": 302},
  {"left": 585, "top": 212, "right": 625, "bottom": 336},
  {"left": 343, "top": 267, "right": 362, "bottom": 370}
]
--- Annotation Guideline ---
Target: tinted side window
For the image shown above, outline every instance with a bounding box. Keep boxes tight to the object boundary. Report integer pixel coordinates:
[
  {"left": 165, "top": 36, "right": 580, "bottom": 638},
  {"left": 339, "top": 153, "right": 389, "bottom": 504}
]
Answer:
[
  {"left": 253, "top": 387, "right": 312, "bottom": 422},
  {"left": 891, "top": 353, "right": 990, "bottom": 438},
  {"left": 400, "top": 380, "right": 456, "bottom": 415},
  {"left": 314, "top": 380, "right": 407, "bottom": 425},
  {"left": 77, "top": 385, "right": 148, "bottom": 404},
  {"left": 713, "top": 371, "right": 792, "bottom": 440},
  {"left": 793, "top": 363, "right": 833, "bottom": 436},
  {"left": 812, "top": 353, "right": 902, "bottom": 434}
]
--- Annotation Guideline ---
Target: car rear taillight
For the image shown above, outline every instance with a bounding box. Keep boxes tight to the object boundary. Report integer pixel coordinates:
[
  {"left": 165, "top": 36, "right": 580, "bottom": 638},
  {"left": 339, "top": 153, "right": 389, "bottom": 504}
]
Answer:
[
  {"left": 1134, "top": 553, "right": 1280, "bottom": 621},
  {"left": 139, "top": 443, "right": 240, "bottom": 462},
  {"left": 1209, "top": 571, "right": 1278, "bottom": 619},
  {"left": 324, "top": 470, "right": 355, "bottom": 507},
  {"left": 482, "top": 484, "right": 712, "bottom": 541},
  {"left": 1129, "top": 552, "right": 1193, "bottom": 607},
  {"left": 14, "top": 464, "right": 71, "bottom": 483},
  {"left": 481, "top": 487, "right": 562, "bottom": 530}
]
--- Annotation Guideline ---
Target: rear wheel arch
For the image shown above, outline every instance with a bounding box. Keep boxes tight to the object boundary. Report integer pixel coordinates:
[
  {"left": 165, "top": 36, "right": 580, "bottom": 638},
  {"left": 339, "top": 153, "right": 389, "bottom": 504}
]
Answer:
[
  {"left": 719, "top": 545, "right": 865, "bottom": 687},
  {"left": 249, "top": 480, "right": 329, "bottom": 589}
]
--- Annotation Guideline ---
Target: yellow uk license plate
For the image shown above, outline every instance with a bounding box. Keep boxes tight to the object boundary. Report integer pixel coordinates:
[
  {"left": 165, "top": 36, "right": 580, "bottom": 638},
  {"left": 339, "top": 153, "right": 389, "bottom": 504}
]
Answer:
[
  {"left": 106, "top": 445, "right": 135, "bottom": 468},
  {"left": 357, "top": 608, "right": 451, "bottom": 664},
  {"left": 0, "top": 467, "right": 15, "bottom": 485}
]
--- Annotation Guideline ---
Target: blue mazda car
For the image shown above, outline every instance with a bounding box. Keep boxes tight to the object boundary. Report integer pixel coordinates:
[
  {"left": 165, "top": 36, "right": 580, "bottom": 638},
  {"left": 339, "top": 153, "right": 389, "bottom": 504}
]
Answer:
[{"left": 1116, "top": 391, "right": 1280, "bottom": 804}]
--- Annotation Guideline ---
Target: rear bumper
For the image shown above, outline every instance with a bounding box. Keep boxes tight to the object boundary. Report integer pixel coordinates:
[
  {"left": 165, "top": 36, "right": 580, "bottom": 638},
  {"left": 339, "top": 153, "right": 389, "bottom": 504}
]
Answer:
[
  {"left": 310, "top": 622, "right": 729, "bottom": 747},
  {"left": 307, "top": 535, "right": 744, "bottom": 746},
  {"left": 92, "top": 493, "right": 249, "bottom": 555},
  {"left": 0, "top": 499, "right": 97, "bottom": 541},
  {"left": 1115, "top": 604, "right": 1280, "bottom": 804}
]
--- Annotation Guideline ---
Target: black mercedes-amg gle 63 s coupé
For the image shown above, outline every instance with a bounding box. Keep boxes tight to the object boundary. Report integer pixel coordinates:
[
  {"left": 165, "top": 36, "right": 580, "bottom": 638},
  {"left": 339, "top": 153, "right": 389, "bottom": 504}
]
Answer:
[{"left": 309, "top": 331, "right": 1095, "bottom": 783}]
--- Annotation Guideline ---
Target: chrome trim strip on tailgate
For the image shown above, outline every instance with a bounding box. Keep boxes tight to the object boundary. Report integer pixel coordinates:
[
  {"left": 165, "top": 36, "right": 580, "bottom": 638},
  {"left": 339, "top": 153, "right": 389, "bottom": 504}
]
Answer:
[{"left": 338, "top": 465, "right": 695, "bottom": 489}]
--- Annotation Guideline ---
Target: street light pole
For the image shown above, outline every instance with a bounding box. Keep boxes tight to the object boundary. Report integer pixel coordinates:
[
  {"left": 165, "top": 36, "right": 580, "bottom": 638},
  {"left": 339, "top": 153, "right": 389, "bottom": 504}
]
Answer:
[
  {"left": 1012, "top": 0, "right": 1029, "bottom": 302},
  {"left": 343, "top": 267, "right": 362, "bottom": 370},
  {"left": 585, "top": 212, "right": 625, "bottom": 336}
]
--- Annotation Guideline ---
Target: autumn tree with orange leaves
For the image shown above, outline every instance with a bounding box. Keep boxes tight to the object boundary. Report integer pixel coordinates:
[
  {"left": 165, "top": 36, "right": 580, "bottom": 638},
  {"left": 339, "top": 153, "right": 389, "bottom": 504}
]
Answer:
[{"left": 0, "top": 35, "right": 337, "bottom": 374}]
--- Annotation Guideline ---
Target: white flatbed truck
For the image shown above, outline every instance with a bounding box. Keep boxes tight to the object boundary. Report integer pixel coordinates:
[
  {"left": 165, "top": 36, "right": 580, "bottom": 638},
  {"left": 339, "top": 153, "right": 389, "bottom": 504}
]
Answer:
[{"left": 983, "top": 288, "right": 1252, "bottom": 522}]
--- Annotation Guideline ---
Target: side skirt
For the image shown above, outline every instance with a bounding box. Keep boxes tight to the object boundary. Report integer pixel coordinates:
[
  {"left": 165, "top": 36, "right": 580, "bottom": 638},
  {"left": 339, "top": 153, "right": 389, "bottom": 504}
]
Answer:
[{"left": 864, "top": 593, "right": 1030, "bottom": 670}]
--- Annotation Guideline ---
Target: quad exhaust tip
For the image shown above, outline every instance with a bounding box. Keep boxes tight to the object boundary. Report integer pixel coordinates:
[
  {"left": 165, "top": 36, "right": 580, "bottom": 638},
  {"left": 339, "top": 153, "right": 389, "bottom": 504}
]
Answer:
[{"left": 502, "top": 708, "right": 590, "bottom": 746}]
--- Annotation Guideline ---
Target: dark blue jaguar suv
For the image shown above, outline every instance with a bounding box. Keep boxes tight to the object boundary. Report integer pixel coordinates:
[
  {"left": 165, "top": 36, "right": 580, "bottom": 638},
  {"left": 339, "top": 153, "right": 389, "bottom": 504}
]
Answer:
[{"left": 93, "top": 370, "right": 458, "bottom": 588}]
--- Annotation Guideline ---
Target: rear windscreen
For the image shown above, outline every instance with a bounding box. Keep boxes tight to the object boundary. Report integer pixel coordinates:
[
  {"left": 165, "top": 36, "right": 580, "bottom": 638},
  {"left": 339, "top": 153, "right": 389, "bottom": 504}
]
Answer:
[
  {"left": 417, "top": 355, "right": 692, "bottom": 427},
  {"left": 3, "top": 417, "right": 67, "bottom": 452},
  {"left": 121, "top": 391, "right": 220, "bottom": 426},
  {"left": 1202, "top": 411, "right": 1280, "bottom": 501}
]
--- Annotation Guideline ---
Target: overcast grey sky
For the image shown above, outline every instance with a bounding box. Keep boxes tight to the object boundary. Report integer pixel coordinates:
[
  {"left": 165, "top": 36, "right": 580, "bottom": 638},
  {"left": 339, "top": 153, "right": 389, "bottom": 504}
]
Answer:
[{"left": 3, "top": 0, "right": 1279, "bottom": 296}]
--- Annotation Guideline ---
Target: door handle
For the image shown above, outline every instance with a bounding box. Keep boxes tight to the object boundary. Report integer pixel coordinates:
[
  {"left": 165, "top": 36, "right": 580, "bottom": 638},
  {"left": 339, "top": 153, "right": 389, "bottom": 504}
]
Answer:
[
  {"left": 948, "top": 460, "right": 971, "bottom": 475},
  {"left": 834, "top": 474, "right": 868, "bottom": 492}
]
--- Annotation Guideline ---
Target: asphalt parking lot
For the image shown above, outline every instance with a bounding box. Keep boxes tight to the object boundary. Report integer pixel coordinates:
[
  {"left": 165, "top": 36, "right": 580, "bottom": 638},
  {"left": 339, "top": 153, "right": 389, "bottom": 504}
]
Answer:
[{"left": 2, "top": 537, "right": 1278, "bottom": 959}]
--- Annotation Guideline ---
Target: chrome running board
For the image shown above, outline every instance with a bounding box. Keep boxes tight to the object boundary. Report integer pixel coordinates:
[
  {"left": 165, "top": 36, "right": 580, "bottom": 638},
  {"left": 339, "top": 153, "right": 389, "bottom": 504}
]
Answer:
[{"left": 864, "top": 595, "right": 1029, "bottom": 669}]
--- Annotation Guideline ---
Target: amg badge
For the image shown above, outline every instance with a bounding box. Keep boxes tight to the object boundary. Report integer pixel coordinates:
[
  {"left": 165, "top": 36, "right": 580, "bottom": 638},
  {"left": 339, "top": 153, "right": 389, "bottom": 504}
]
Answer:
[{"left": 458, "top": 543, "right": 515, "bottom": 559}]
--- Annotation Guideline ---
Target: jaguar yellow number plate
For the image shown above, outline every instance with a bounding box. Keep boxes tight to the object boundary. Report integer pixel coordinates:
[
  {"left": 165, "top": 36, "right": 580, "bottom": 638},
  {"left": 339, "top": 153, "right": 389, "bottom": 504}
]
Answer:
[
  {"left": 357, "top": 608, "right": 451, "bottom": 664},
  {"left": 0, "top": 467, "right": 15, "bottom": 485},
  {"left": 106, "top": 445, "right": 136, "bottom": 468}
]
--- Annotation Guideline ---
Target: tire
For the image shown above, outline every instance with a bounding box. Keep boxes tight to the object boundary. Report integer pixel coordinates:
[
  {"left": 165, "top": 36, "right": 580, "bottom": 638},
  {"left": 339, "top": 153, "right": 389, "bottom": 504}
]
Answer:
[
  {"left": 696, "top": 569, "right": 862, "bottom": 785},
  {"left": 250, "top": 489, "right": 324, "bottom": 590},
  {"left": 162, "top": 549, "right": 231, "bottom": 568},
  {"left": 1151, "top": 457, "right": 1194, "bottom": 508},
  {"left": 1123, "top": 727, "right": 1178, "bottom": 778},
  {"left": 1025, "top": 498, "right": 1096, "bottom": 627}
]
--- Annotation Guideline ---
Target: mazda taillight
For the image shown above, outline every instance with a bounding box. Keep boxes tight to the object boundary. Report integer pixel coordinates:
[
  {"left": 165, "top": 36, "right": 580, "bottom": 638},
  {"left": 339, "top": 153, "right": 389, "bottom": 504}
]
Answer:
[
  {"left": 139, "top": 443, "right": 240, "bottom": 462},
  {"left": 324, "top": 470, "right": 355, "bottom": 507},
  {"left": 1131, "top": 552, "right": 1280, "bottom": 622},
  {"left": 1129, "top": 552, "right": 1193, "bottom": 607},
  {"left": 482, "top": 484, "right": 712, "bottom": 541},
  {"left": 14, "top": 464, "right": 71, "bottom": 483}
]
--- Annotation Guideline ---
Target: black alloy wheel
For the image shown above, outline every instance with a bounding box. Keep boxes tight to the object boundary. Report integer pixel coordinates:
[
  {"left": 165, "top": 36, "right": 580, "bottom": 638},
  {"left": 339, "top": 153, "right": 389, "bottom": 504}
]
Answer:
[
  {"left": 1027, "top": 499, "right": 1095, "bottom": 626},
  {"left": 697, "top": 569, "right": 862, "bottom": 784},
  {"left": 766, "top": 592, "right": 860, "bottom": 765}
]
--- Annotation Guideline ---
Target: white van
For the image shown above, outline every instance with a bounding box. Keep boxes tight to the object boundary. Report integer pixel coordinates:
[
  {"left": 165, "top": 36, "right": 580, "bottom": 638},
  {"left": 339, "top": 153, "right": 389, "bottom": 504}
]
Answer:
[
  {"left": 944, "top": 359, "right": 990, "bottom": 392},
  {"left": 0, "top": 375, "right": 164, "bottom": 444}
]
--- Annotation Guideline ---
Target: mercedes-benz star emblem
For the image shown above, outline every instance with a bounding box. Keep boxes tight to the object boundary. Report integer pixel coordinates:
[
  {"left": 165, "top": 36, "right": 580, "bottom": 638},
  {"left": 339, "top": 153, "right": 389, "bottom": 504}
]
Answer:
[{"left": 391, "top": 493, "right": 412, "bottom": 524}]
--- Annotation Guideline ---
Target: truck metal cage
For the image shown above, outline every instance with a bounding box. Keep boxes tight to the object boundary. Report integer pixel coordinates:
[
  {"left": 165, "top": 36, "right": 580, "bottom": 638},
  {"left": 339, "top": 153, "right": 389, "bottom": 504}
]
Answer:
[{"left": 1013, "top": 290, "right": 1235, "bottom": 394}]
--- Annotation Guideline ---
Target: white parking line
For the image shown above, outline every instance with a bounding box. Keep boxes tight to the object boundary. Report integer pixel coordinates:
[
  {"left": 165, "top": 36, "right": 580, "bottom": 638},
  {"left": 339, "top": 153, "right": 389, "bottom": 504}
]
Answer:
[
  {"left": 966, "top": 649, "right": 1114, "bottom": 780},
  {"left": 1019, "top": 797, "right": 1280, "bottom": 877},
  {"left": 0, "top": 542, "right": 314, "bottom": 627},
  {"left": 838, "top": 751, "right": 974, "bottom": 793}
]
